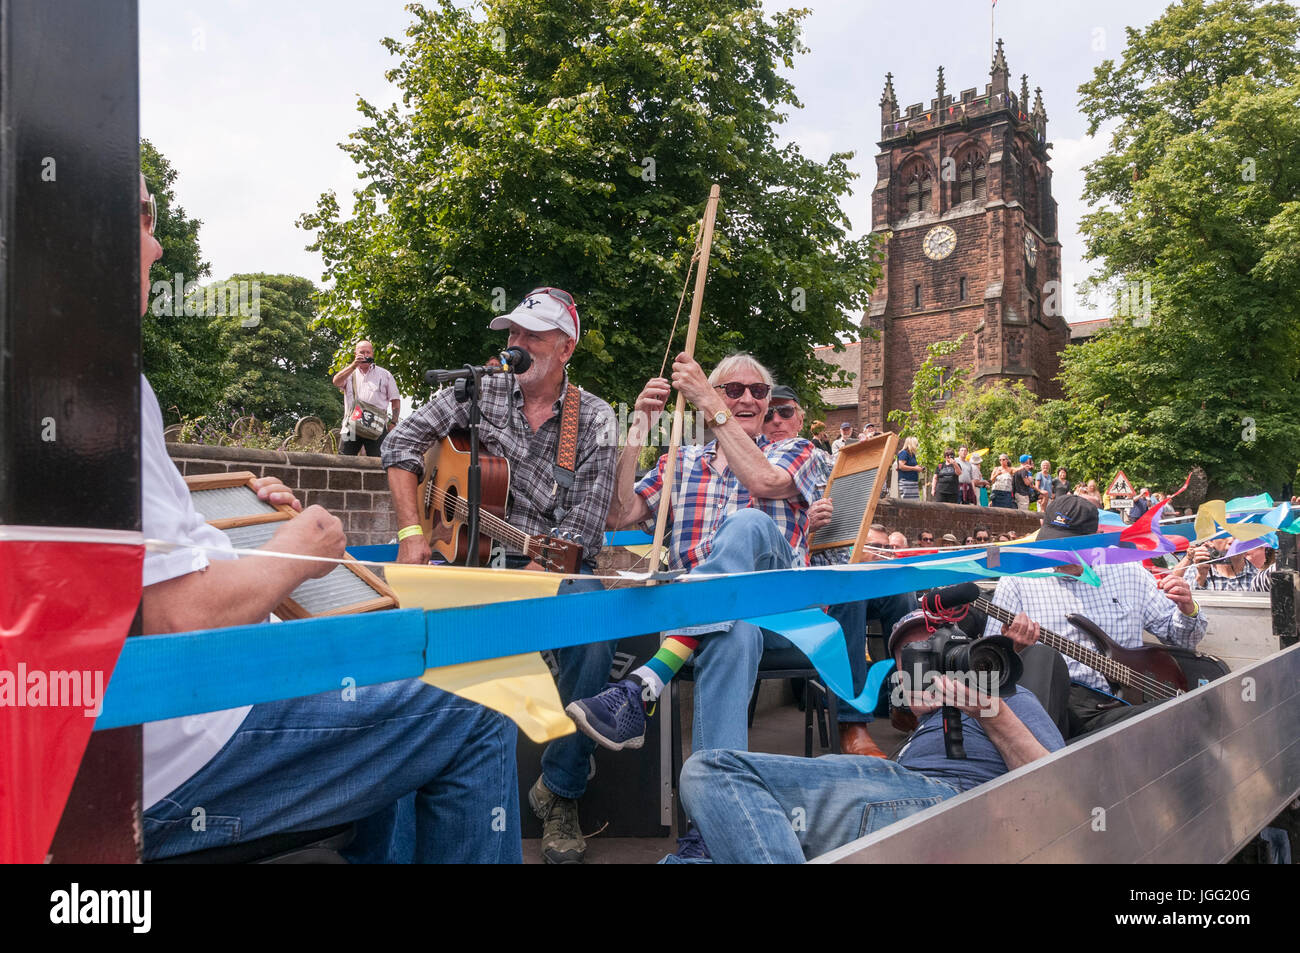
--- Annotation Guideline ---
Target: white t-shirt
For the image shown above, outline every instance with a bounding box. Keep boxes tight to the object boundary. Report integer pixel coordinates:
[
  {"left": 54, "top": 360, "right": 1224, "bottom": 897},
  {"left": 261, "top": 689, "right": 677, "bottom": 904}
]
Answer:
[{"left": 140, "top": 376, "right": 252, "bottom": 808}]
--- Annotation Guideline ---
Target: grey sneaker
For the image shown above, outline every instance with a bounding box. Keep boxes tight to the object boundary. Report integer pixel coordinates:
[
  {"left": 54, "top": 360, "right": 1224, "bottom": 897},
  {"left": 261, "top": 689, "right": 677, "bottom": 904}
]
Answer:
[{"left": 528, "top": 776, "right": 586, "bottom": 864}]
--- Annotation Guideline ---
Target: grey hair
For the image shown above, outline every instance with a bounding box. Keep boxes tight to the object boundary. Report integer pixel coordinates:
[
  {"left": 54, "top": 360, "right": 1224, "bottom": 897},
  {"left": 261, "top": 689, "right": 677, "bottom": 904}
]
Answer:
[{"left": 708, "top": 352, "right": 774, "bottom": 388}]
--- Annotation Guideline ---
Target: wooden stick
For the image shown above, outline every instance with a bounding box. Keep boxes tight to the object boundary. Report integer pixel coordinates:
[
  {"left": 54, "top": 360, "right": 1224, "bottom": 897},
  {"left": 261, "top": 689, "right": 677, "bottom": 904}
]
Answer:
[{"left": 646, "top": 184, "right": 721, "bottom": 577}]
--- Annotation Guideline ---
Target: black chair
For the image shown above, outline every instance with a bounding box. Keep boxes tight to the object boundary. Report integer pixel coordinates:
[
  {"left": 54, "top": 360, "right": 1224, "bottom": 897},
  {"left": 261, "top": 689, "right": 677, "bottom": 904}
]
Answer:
[{"left": 148, "top": 823, "right": 355, "bottom": 864}]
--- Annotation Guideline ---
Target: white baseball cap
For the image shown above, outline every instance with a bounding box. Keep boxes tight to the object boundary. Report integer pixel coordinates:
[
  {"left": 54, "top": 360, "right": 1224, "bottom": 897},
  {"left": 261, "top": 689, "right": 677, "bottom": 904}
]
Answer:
[{"left": 489, "top": 287, "right": 580, "bottom": 340}]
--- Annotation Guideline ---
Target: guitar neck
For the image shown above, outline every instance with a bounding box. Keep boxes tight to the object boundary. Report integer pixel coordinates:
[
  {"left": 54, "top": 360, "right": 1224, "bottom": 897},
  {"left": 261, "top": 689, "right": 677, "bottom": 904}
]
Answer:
[{"left": 973, "top": 596, "right": 1143, "bottom": 692}]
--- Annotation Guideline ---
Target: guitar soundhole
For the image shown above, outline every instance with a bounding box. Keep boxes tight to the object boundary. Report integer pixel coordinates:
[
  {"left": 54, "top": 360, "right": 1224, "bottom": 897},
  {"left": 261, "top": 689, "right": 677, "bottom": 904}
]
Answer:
[{"left": 442, "top": 485, "right": 460, "bottom": 523}]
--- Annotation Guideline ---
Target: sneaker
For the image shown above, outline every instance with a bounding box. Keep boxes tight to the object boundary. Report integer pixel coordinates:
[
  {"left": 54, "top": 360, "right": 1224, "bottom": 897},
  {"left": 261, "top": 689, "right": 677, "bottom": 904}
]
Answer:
[
  {"left": 565, "top": 679, "right": 646, "bottom": 751},
  {"left": 528, "top": 776, "right": 585, "bottom": 864},
  {"left": 674, "top": 824, "right": 711, "bottom": 860}
]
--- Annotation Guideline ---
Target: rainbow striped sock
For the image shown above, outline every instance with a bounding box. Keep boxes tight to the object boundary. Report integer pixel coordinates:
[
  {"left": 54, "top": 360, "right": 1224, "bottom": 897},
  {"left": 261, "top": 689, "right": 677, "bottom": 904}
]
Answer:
[{"left": 631, "top": 636, "right": 699, "bottom": 701}]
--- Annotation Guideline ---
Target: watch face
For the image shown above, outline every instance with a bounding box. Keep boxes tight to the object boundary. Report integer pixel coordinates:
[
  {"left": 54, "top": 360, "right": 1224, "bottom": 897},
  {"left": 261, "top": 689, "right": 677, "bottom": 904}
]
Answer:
[
  {"left": 1023, "top": 233, "right": 1038, "bottom": 267},
  {"left": 923, "top": 225, "right": 957, "bottom": 261}
]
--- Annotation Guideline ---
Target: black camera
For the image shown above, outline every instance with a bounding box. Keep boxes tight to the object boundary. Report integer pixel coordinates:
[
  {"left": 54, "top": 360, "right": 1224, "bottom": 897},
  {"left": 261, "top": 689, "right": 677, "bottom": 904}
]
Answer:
[
  {"left": 896, "top": 624, "right": 1022, "bottom": 700},
  {"left": 895, "top": 623, "right": 1023, "bottom": 760},
  {"left": 361, "top": 356, "right": 375, "bottom": 364}
]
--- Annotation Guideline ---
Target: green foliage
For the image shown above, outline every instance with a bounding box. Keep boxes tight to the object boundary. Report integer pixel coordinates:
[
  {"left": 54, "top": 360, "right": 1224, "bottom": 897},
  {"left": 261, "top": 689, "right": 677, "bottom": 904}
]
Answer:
[
  {"left": 140, "top": 140, "right": 224, "bottom": 422},
  {"left": 210, "top": 274, "right": 346, "bottom": 432},
  {"left": 941, "top": 378, "right": 1053, "bottom": 463},
  {"left": 888, "top": 336, "right": 964, "bottom": 471},
  {"left": 299, "top": 0, "right": 882, "bottom": 409},
  {"left": 1065, "top": 0, "right": 1300, "bottom": 497}
]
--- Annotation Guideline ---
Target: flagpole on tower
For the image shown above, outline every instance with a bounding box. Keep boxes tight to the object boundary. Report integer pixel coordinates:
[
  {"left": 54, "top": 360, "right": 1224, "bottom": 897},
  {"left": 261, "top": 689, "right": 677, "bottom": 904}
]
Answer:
[{"left": 991, "top": 0, "right": 996, "bottom": 65}]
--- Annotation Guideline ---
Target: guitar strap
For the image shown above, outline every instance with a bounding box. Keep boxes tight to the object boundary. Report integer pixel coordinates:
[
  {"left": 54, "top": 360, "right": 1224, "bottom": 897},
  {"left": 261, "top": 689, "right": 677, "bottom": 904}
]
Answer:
[{"left": 552, "top": 382, "right": 581, "bottom": 494}]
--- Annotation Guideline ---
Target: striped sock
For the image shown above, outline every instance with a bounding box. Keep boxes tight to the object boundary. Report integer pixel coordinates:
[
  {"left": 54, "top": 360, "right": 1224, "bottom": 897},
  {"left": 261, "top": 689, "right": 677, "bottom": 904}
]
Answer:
[{"left": 631, "top": 636, "right": 699, "bottom": 701}]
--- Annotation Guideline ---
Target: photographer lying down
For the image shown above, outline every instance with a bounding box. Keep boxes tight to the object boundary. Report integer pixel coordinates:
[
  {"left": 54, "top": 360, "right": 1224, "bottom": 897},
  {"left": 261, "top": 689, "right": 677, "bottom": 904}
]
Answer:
[{"left": 678, "top": 610, "right": 1064, "bottom": 863}]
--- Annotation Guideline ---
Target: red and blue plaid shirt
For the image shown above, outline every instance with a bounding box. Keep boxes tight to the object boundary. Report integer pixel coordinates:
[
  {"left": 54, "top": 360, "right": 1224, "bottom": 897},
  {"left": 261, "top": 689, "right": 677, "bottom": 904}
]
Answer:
[{"left": 636, "top": 436, "right": 820, "bottom": 572}]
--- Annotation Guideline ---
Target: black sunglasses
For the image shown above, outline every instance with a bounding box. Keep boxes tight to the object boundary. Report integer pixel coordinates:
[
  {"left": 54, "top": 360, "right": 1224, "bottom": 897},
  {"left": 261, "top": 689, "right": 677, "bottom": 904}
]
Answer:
[
  {"left": 919, "top": 535, "right": 934, "bottom": 542},
  {"left": 763, "top": 405, "right": 798, "bottom": 422},
  {"left": 714, "top": 382, "right": 771, "bottom": 400}
]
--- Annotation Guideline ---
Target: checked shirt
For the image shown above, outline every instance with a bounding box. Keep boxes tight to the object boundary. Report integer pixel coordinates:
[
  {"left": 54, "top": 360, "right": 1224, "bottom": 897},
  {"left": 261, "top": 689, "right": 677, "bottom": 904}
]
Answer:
[
  {"left": 982, "top": 562, "right": 1207, "bottom": 693},
  {"left": 383, "top": 372, "right": 616, "bottom": 564},
  {"left": 635, "top": 435, "right": 821, "bottom": 572}
]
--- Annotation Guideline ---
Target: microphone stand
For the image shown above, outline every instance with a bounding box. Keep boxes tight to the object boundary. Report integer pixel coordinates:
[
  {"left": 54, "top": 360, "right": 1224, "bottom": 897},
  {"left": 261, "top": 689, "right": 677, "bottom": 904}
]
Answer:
[{"left": 452, "top": 367, "right": 484, "bottom": 568}]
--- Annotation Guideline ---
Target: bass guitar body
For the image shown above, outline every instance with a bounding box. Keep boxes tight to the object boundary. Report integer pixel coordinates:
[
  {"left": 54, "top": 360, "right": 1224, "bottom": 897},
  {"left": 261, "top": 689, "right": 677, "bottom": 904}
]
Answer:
[
  {"left": 1066, "top": 613, "right": 1189, "bottom": 704},
  {"left": 418, "top": 431, "right": 511, "bottom": 566}
]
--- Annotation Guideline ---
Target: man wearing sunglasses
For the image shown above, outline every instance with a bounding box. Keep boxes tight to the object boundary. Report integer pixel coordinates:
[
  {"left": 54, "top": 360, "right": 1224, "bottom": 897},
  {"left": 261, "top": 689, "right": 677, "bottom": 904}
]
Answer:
[{"left": 384, "top": 286, "right": 620, "bottom": 864}]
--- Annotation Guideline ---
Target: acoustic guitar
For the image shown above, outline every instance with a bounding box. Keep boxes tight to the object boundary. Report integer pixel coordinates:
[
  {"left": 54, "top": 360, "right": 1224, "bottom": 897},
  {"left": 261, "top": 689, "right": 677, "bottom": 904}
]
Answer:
[
  {"left": 975, "top": 596, "right": 1187, "bottom": 704},
  {"left": 415, "top": 431, "right": 583, "bottom": 574}
]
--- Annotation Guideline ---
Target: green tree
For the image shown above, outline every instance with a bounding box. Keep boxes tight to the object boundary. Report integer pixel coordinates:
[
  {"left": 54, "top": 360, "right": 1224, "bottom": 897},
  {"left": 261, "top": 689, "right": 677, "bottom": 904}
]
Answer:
[
  {"left": 299, "top": 0, "right": 881, "bottom": 409},
  {"left": 888, "top": 337, "right": 964, "bottom": 473},
  {"left": 210, "top": 275, "right": 345, "bottom": 431},
  {"left": 942, "top": 379, "right": 1056, "bottom": 465},
  {"left": 1064, "top": 0, "right": 1300, "bottom": 497},
  {"left": 140, "top": 140, "right": 224, "bottom": 422}
]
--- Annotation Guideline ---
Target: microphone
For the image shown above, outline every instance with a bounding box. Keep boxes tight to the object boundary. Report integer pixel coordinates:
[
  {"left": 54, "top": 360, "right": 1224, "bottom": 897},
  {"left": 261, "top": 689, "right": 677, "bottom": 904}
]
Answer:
[
  {"left": 920, "top": 582, "right": 981, "bottom": 617},
  {"left": 425, "top": 347, "right": 533, "bottom": 386}
]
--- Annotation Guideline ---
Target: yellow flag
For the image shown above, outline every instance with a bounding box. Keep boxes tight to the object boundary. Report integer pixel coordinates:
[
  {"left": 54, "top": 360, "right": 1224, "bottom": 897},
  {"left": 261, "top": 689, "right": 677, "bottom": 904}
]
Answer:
[{"left": 385, "top": 564, "right": 574, "bottom": 743}]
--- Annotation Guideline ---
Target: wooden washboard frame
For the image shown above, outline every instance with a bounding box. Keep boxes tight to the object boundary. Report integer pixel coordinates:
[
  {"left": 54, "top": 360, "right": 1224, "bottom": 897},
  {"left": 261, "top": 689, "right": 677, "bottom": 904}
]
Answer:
[
  {"left": 184, "top": 470, "right": 398, "bottom": 618},
  {"left": 808, "top": 432, "right": 898, "bottom": 564}
]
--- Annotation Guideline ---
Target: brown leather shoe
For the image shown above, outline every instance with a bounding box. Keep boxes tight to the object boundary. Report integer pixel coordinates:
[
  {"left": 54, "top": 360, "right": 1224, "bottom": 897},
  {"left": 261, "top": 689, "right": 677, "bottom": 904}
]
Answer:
[{"left": 839, "top": 723, "right": 887, "bottom": 758}]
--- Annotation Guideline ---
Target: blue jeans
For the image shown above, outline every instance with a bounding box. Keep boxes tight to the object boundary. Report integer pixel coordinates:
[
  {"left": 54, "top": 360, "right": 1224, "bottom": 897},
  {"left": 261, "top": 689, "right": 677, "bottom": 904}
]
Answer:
[
  {"left": 680, "top": 748, "right": 960, "bottom": 863},
  {"left": 827, "top": 591, "right": 917, "bottom": 724},
  {"left": 142, "top": 679, "right": 522, "bottom": 863},
  {"left": 666, "top": 509, "right": 800, "bottom": 753}
]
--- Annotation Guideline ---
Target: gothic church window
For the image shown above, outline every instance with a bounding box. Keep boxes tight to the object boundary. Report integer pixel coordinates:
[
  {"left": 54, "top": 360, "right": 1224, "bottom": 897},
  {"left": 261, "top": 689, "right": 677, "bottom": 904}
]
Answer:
[
  {"left": 954, "top": 151, "right": 987, "bottom": 205},
  {"left": 901, "top": 160, "right": 932, "bottom": 215}
]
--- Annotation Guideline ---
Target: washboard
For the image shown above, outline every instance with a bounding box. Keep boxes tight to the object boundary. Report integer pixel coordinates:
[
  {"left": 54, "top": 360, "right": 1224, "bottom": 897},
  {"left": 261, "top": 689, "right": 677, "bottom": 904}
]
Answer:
[
  {"left": 809, "top": 432, "right": 898, "bottom": 564},
  {"left": 184, "top": 470, "right": 398, "bottom": 617}
]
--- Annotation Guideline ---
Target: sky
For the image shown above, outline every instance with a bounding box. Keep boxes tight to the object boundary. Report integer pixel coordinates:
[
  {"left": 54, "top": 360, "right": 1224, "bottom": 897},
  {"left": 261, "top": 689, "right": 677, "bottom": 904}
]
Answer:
[{"left": 139, "top": 0, "right": 1184, "bottom": 324}]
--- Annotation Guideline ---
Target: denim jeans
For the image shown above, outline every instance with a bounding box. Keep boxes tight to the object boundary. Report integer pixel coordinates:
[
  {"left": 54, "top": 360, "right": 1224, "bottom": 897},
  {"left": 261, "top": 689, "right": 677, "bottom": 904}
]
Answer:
[
  {"left": 669, "top": 509, "right": 798, "bottom": 753},
  {"left": 142, "top": 679, "right": 522, "bottom": 864},
  {"left": 680, "top": 748, "right": 960, "bottom": 863}
]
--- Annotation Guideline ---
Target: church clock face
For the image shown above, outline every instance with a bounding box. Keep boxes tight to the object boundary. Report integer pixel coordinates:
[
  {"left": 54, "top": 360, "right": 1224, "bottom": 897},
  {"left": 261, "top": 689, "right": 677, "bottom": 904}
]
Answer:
[
  {"left": 1023, "top": 232, "right": 1038, "bottom": 268},
  {"left": 922, "top": 225, "right": 956, "bottom": 261}
]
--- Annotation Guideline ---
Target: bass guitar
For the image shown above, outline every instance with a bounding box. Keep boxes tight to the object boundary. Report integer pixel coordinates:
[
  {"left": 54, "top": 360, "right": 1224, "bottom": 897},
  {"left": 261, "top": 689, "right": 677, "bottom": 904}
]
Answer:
[
  {"left": 974, "top": 596, "right": 1187, "bottom": 703},
  {"left": 416, "top": 431, "right": 583, "bottom": 574}
]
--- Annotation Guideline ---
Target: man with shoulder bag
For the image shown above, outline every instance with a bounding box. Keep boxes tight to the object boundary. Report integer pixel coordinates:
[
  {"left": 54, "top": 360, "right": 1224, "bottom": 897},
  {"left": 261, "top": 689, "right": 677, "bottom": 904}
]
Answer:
[{"left": 333, "top": 340, "right": 400, "bottom": 456}]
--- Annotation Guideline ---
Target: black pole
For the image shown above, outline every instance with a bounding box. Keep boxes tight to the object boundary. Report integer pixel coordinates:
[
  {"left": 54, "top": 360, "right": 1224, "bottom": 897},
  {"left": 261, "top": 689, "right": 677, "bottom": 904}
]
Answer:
[
  {"left": 1, "top": 0, "right": 143, "bottom": 861},
  {"left": 453, "top": 367, "right": 485, "bottom": 568}
]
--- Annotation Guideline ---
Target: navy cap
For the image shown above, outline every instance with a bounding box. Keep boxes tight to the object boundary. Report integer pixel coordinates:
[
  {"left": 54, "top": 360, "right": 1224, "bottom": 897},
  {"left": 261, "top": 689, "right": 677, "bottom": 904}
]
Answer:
[
  {"left": 1037, "top": 493, "right": 1100, "bottom": 540},
  {"left": 769, "top": 385, "right": 800, "bottom": 403}
]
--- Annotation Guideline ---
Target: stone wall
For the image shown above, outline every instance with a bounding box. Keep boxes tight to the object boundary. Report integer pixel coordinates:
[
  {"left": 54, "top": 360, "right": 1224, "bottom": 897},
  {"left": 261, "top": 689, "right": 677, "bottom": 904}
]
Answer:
[
  {"left": 167, "top": 443, "right": 396, "bottom": 546},
  {"left": 875, "top": 498, "right": 1042, "bottom": 544}
]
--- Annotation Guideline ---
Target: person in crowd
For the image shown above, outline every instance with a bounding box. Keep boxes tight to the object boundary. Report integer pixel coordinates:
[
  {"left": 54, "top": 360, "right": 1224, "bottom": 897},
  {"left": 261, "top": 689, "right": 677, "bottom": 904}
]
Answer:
[
  {"left": 985, "top": 494, "right": 1206, "bottom": 740},
  {"left": 931, "top": 448, "right": 962, "bottom": 504},
  {"left": 1036, "top": 460, "right": 1054, "bottom": 507},
  {"left": 918, "top": 531, "right": 936, "bottom": 546},
  {"left": 1175, "top": 537, "right": 1273, "bottom": 592},
  {"left": 897, "top": 436, "right": 923, "bottom": 500},
  {"left": 968, "top": 451, "right": 989, "bottom": 506},
  {"left": 1127, "top": 488, "right": 1152, "bottom": 524},
  {"left": 1012, "top": 454, "right": 1036, "bottom": 512},
  {"left": 831, "top": 421, "right": 857, "bottom": 456},
  {"left": 989, "top": 454, "right": 1017, "bottom": 509},
  {"left": 941, "top": 533, "right": 959, "bottom": 547},
  {"left": 973, "top": 526, "right": 992, "bottom": 545},
  {"left": 138, "top": 175, "right": 518, "bottom": 864},
  {"left": 809, "top": 419, "right": 833, "bottom": 454},
  {"left": 333, "top": 339, "right": 401, "bottom": 457},
  {"left": 956, "top": 446, "right": 975, "bottom": 504},
  {"left": 862, "top": 422, "right": 882, "bottom": 439},
  {"left": 888, "top": 530, "right": 909, "bottom": 550},
  {"left": 1052, "top": 466, "right": 1070, "bottom": 499},
  {"left": 384, "top": 287, "right": 619, "bottom": 865},
  {"left": 1076, "top": 480, "right": 1103, "bottom": 506},
  {"left": 677, "top": 610, "right": 1065, "bottom": 862},
  {"left": 964, "top": 535, "right": 975, "bottom": 545}
]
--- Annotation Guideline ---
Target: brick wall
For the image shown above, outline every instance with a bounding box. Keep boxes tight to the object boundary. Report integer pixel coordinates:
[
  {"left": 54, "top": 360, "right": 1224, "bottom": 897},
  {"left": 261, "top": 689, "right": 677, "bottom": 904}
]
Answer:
[
  {"left": 167, "top": 443, "right": 396, "bottom": 546},
  {"left": 875, "top": 498, "right": 1041, "bottom": 545}
]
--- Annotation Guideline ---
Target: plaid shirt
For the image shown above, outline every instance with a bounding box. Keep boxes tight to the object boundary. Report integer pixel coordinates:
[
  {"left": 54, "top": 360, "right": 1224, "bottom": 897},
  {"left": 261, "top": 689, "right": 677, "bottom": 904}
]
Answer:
[
  {"left": 1182, "top": 560, "right": 1273, "bottom": 592},
  {"left": 383, "top": 373, "right": 617, "bottom": 563},
  {"left": 983, "top": 562, "right": 1207, "bottom": 693},
  {"left": 636, "top": 436, "right": 820, "bottom": 572}
]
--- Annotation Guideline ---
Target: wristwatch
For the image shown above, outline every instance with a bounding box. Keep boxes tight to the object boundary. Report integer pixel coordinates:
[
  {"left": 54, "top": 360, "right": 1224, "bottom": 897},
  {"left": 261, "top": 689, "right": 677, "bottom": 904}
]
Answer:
[{"left": 711, "top": 407, "right": 733, "bottom": 427}]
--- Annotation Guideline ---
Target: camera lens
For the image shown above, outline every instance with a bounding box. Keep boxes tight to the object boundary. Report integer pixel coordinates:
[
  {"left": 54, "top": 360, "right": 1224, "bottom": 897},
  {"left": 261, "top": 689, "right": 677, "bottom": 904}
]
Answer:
[{"left": 960, "top": 636, "right": 1022, "bottom": 691}]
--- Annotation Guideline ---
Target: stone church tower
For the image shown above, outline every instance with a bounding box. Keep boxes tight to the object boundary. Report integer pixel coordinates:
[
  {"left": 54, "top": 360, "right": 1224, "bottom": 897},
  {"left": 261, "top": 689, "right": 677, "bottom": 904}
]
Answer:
[{"left": 860, "top": 41, "right": 1069, "bottom": 430}]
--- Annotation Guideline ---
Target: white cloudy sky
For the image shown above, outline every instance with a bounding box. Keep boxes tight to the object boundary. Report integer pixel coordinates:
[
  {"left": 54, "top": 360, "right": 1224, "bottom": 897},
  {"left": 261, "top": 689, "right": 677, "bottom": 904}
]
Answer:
[{"left": 140, "top": 0, "right": 1180, "bottom": 323}]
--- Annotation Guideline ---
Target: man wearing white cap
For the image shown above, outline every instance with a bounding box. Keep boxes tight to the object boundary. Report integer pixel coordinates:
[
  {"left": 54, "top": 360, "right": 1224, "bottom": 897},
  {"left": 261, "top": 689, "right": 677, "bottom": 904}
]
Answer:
[{"left": 384, "top": 287, "right": 619, "bottom": 864}]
